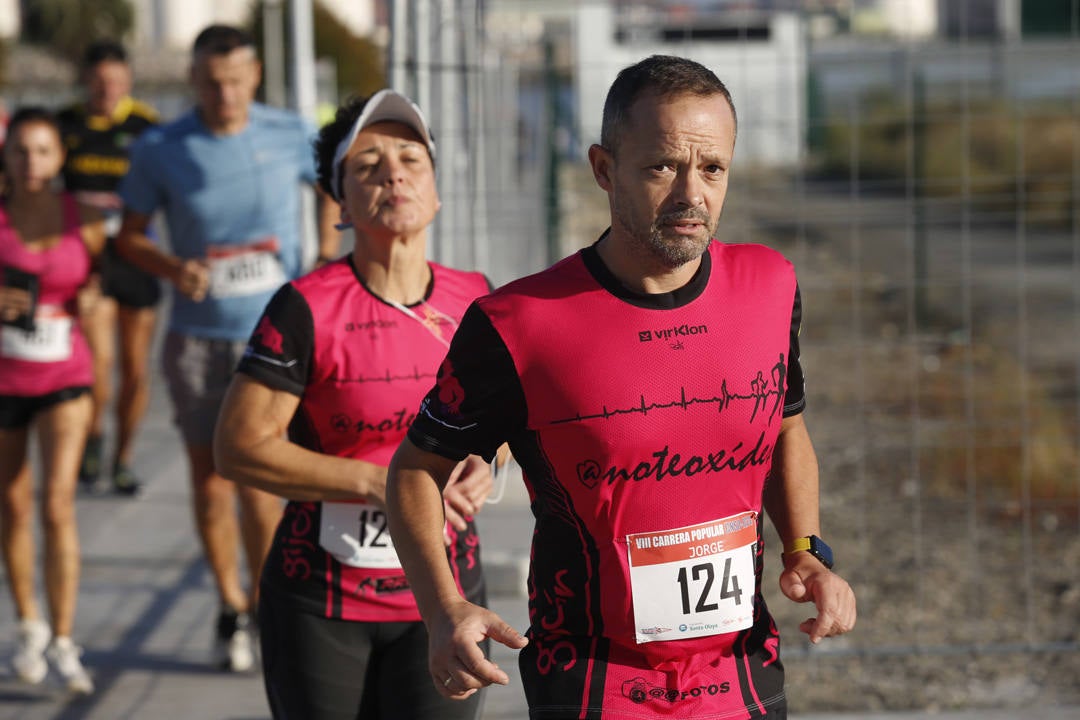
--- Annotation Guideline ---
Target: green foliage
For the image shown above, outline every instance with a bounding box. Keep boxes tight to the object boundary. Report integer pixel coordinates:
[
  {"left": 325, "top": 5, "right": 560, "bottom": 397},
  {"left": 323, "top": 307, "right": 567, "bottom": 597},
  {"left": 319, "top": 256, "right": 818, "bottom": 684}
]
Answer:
[
  {"left": 1021, "top": 0, "right": 1077, "bottom": 37},
  {"left": 311, "top": 1, "right": 384, "bottom": 100},
  {"left": 907, "top": 340, "right": 1078, "bottom": 509},
  {"left": 21, "top": 0, "right": 134, "bottom": 65},
  {"left": 249, "top": 0, "right": 385, "bottom": 105},
  {"left": 814, "top": 96, "right": 1077, "bottom": 227}
]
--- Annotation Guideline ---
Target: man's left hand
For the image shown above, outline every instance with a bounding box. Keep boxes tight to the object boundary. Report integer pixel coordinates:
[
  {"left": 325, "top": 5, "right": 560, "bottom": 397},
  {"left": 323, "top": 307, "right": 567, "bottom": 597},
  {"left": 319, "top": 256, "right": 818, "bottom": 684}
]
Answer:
[{"left": 779, "top": 555, "right": 856, "bottom": 644}]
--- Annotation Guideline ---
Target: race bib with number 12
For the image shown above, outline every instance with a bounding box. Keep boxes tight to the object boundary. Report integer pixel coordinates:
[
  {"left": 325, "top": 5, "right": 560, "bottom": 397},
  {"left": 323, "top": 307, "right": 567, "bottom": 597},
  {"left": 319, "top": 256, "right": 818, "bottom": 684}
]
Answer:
[
  {"left": 0, "top": 306, "right": 73, "bottom": 363},
  {"left": 319, "top": 501, "right": 401, "bottom": 569}
]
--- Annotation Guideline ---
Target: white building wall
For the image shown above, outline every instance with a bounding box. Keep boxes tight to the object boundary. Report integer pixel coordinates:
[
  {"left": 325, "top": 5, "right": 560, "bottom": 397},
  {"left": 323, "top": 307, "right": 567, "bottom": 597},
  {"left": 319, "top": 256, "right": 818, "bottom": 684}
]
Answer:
[
  {"left": 881, "top": 0, "right": 939, "bottom": 38},
  {"left": 575, "top": 3, "right": 806, "bottom": 168},
  {"left": 124, "top": 0, "right": 373, "bottom": 50},
  {"left": 161, "top": 0, "right": 214, "bottom": 49},
  {"left": 322, "top": 0, "right": 375, "bottom": 37},
  {"left": 0, "top": 0, "right": 18, "bottom": 39},
  {"left": 2, "top": 0, "right": 372, "bottom": 52},
  {"left": 128, "top": 0, "right": 274, "bottom": 50}
]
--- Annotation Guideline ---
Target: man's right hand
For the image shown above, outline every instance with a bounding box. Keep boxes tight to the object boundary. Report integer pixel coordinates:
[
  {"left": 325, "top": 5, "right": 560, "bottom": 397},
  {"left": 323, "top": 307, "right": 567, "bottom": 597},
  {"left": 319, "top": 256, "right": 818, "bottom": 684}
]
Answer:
[
  {"left": 429, "top": 597, "right": 528, "bottom": 699},
  {"left": 173, "top": 258, "right": 211, "bottom": 301}
]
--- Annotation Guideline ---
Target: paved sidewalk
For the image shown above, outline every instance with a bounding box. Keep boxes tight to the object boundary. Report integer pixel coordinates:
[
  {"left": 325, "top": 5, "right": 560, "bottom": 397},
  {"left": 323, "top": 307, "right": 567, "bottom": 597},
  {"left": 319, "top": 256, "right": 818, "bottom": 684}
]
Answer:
[
  {"left": 0, "top": 368, "right": 539, "bottom": 719},
  {"left": 0, "top": 376, "right": 1074, "bottom": 719}
]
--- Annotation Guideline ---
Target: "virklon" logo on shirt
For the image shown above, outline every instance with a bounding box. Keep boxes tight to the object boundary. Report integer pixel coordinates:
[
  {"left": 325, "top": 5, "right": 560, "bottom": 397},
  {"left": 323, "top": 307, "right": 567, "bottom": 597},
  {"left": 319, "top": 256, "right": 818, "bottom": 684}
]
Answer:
[{"left": 638, "top": 323, "right": 708, "bottom": 342}]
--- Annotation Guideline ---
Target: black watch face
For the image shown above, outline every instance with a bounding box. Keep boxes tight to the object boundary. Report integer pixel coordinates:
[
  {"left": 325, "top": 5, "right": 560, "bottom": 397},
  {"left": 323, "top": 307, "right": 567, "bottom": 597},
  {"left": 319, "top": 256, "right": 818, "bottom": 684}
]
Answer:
[{"left": 810, "top": 536, "right": 834, "bottom": 569}]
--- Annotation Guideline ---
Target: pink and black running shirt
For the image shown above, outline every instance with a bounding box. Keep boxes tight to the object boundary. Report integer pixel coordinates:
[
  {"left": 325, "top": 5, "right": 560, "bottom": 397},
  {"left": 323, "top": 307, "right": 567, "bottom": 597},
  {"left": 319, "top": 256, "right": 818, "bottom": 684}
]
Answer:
[
  {"left": 408, "top": 238, "right": 805, "bottom": 719},
  {"left": 239, "top": 258, "right": 489, "bottom": 622},
  {"left": 0, "top": 194, "right": 92, "bottom": 396}
]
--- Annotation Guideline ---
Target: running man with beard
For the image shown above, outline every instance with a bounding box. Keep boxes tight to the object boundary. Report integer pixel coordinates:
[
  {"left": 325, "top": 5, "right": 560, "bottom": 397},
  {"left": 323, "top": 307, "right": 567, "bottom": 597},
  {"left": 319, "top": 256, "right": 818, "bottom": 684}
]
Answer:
[{"left": 386, "top": 55, "right": 856, "bottom": 719}]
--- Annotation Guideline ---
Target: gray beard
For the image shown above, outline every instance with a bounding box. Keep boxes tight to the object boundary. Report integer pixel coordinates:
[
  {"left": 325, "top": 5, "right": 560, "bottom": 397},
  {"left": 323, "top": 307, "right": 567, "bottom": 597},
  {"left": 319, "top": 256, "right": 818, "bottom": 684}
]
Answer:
[
  {"left": 640, "top": 208, "right": 717, "bottom": 268},
  {"left": 609, "top": 192, "right": 718, "bottom": 269},
  {"left": 642, "top": 227, "right": 711, "bottom": 267}
]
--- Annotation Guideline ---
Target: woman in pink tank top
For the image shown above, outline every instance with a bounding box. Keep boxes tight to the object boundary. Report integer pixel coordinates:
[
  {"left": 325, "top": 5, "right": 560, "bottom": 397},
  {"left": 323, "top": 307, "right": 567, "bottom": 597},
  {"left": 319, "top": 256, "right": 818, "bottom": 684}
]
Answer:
[{"left": 0, "top": 107, "right": 105, "bottom": 694}]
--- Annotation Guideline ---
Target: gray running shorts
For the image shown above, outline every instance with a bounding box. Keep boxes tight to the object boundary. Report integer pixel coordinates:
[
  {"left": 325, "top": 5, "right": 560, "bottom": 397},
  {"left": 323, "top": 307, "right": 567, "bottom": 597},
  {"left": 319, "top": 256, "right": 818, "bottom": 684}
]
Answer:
[{"left": 161, "top": 331, "right": 248, "bottom": 447}]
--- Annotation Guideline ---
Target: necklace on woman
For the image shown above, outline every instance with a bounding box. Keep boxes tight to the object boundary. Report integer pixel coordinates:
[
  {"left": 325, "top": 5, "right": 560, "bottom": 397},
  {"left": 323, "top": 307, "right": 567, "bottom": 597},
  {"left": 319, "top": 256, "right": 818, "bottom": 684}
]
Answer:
[{"left": 385, "top": 298, "right": 459, "bottom": 349}]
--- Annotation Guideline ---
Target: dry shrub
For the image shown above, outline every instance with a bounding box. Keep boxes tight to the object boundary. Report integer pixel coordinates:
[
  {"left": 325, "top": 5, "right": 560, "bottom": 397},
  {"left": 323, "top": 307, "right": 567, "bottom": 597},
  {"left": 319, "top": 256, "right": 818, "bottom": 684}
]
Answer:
[
  {"left": 818, "top": 99, "right": 1077, "bottom": 227},
  {"left": 911, "top": 340, "right": 1078, "bottom": 512}
]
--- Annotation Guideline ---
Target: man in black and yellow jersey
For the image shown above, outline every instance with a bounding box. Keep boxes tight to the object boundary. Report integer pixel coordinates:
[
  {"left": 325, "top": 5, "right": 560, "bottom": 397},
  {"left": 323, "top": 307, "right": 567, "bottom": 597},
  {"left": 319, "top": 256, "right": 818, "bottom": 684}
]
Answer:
[{"left": 59, "top": 40, "right": 159, "bottom": 497}]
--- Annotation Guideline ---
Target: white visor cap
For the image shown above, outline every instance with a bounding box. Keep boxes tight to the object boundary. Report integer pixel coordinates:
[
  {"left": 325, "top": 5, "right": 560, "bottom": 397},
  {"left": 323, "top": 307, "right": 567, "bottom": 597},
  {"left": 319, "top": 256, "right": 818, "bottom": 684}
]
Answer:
[{"left": 330, "top": 89, "right": 436, "bottom": 201}]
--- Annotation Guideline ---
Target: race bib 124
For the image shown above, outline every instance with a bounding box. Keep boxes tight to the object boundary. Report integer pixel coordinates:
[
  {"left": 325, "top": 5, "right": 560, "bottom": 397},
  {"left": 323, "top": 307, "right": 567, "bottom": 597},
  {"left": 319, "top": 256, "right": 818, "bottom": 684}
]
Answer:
[{"left": 626, "top": 512, "right": 758, "bottom": 644}]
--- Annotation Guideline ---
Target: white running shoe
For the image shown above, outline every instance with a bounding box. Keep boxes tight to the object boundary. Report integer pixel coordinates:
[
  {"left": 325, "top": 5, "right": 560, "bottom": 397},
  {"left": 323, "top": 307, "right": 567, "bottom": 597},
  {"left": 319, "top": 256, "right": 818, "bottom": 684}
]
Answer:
[
  {"left": 12, "top": 618, "right": 50, "bottom": 685},
  {"left": 227, "top": 623, "right": 255, "bottom": 673},
  {"left": 47, "top": 637, "right": 94, "bottom": 694},
  {"left": 212, "top": 609, "right": 255, "bottom": 673}
]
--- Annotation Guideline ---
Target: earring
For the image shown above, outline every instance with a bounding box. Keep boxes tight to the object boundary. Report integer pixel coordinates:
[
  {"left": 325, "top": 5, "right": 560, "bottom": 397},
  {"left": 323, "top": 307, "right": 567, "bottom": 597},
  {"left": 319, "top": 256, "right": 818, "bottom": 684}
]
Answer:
[{"left": 336, "top": 209, "right": 352, "bottom": 231}]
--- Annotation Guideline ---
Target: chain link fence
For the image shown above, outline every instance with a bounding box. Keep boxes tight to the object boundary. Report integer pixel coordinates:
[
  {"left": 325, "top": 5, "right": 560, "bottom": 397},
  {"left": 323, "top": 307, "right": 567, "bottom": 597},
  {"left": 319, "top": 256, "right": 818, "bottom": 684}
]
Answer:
[{"left": 455, "top": 3, "right": 1080, "bottom": 712}]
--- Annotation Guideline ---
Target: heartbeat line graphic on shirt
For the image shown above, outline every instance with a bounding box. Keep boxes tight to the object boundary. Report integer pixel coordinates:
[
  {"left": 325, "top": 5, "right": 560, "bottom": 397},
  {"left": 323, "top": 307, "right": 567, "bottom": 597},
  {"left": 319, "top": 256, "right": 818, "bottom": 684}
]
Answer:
[
  {"left": 552, "top": 358, "right": 788, "bottom": 426},
  {"left": 330, "top": 366, "right": 438, "bottom": 385}
]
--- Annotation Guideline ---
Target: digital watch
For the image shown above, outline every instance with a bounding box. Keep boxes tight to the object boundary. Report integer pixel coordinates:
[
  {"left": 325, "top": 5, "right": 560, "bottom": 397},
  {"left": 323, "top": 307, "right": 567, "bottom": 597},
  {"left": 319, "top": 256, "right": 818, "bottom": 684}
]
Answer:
[{"left": 783, "top": 535, "right": 834, "bottom": 570}]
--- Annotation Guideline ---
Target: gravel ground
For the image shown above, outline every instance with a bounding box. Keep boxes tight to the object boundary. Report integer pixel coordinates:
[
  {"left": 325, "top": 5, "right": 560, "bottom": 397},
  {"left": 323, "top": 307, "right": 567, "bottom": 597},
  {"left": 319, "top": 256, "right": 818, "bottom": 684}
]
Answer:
[
  {"left": 555, "top": 165, "right": 1080, "bottom": 714},
  {"left": 733, "top": 175, "right": 1080, "bottom": 714}
]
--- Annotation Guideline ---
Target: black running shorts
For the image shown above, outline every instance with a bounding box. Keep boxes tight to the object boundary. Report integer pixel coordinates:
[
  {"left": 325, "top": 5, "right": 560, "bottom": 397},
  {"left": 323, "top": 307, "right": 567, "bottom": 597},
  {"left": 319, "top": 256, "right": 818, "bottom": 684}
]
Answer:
[
  {"left": 0, "top": 387, "right": 91, "bottom": 429},
  {"left": 259, "top": 590, "right": 488, "bottom": 720},
  {"left": 100, "top": 237, "right": 162, "bottom": 309}
]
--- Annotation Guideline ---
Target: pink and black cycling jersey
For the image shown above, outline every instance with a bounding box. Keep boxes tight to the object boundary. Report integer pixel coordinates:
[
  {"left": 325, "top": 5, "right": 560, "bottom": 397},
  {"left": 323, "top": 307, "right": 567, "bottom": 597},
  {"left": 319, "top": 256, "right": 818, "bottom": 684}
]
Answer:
[
  {"left": 0, "top": 194, "right": 92, "bottom": 396},
  {"left": 238, "top": 257, "right": 489, "bottom": 622},
  {"left": 408, "top": 238, "right": 805, "bottom": 719}
]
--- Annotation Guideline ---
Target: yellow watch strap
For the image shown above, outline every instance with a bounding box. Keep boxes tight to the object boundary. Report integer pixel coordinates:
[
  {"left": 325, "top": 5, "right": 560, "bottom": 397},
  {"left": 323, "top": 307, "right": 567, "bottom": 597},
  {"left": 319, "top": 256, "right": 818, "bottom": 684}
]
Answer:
[{"left": 784, "top": 536, "right": 812, "bottom": 554}]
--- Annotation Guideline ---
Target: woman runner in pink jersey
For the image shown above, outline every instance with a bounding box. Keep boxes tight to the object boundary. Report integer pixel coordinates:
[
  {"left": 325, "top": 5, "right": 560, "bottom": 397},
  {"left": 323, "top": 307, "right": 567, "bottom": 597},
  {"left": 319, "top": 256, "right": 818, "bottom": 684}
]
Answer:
[
  {"left": 214, "top": 91, "right": 497, "bottom": 720},
  {"left": 0, "top": 108, "right": 106, "bottom": 694}
]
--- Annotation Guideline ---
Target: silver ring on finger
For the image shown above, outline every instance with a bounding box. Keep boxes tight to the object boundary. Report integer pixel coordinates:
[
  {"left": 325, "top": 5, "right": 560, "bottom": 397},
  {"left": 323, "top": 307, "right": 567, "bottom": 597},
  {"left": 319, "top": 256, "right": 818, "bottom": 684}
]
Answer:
[{"left": 443, "top": 675, "right": 453, "bottom": 688}]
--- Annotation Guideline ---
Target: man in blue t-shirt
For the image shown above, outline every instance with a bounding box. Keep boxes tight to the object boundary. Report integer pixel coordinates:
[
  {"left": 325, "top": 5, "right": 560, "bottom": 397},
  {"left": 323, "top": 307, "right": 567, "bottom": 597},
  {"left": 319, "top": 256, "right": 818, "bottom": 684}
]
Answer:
[{"left": 116, "top": 24, "right": 339, "bottom": 673}]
